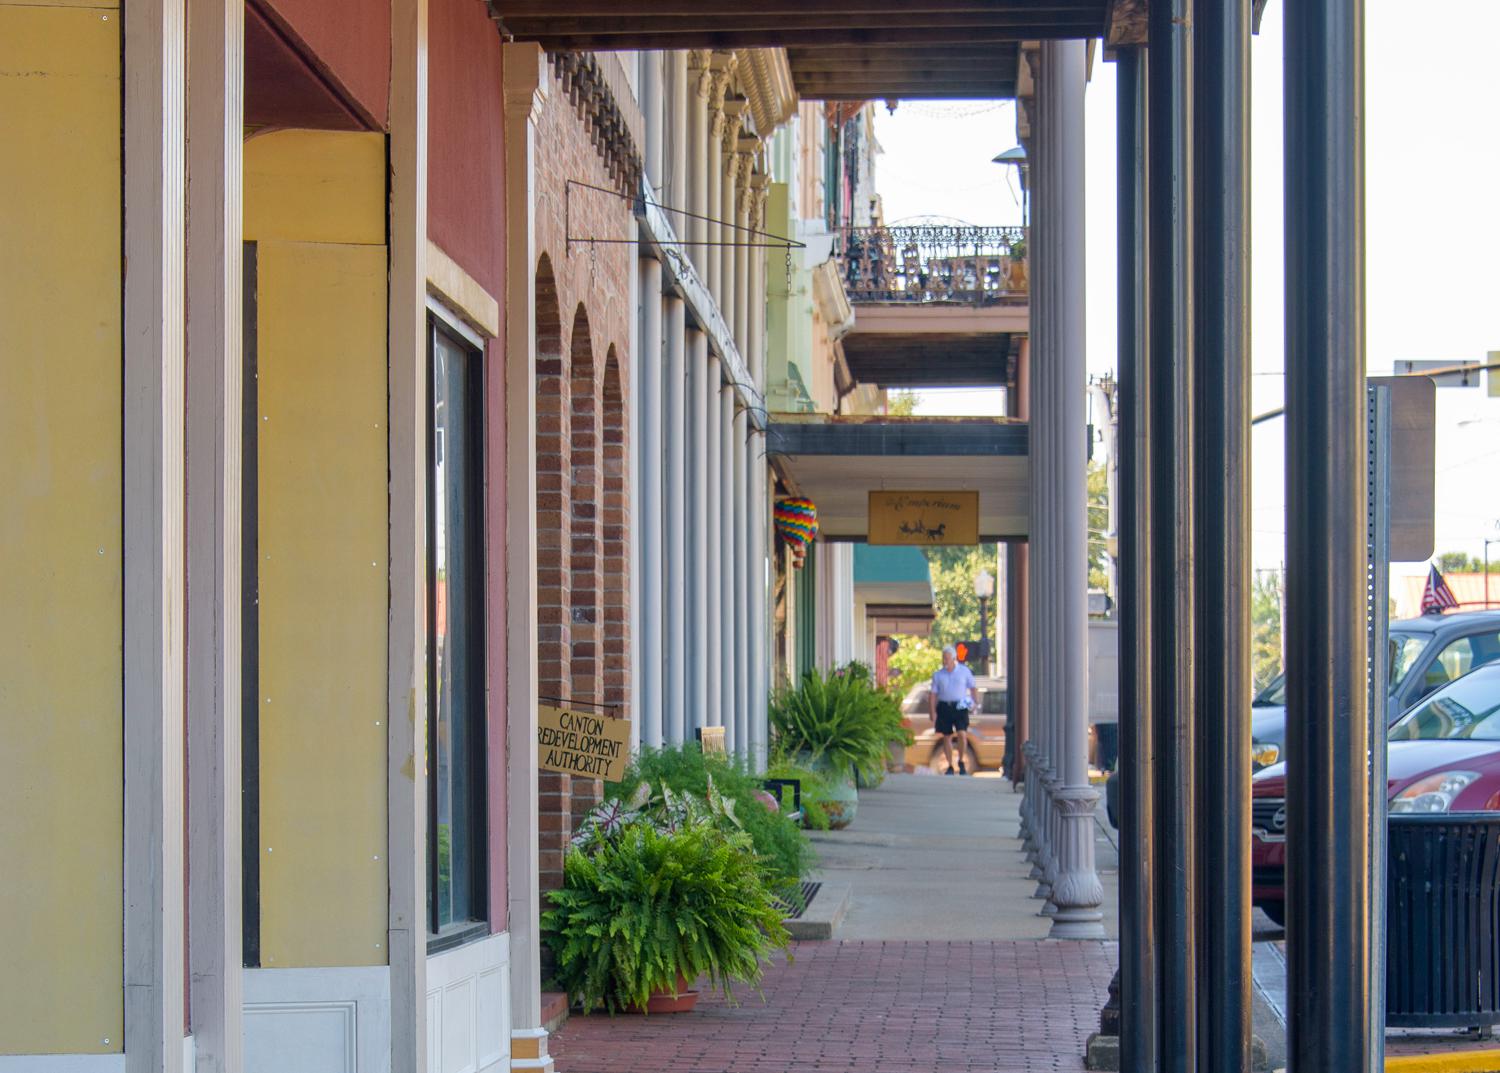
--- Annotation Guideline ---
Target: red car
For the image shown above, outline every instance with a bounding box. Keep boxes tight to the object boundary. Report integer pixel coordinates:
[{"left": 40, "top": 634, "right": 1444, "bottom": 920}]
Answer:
[{"left": 1251, "top": 661, "right": 1500, "bottom": 926}]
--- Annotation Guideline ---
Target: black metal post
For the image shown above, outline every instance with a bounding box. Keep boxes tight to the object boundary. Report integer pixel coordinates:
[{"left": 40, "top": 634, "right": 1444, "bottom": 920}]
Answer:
[
  {"left": 1116, "top": 44, "right": 1158, "bottom": 1073},
  {"left": 1284, "top": 0, "right": 1370, "bottom": 1067},
  {"left": 979, "top": 593, "right": 990, "bottom": 675},
  {"left": 1148, "top": 0, "right": 1197, "bottom": 1067},
  {"left": 1194, "top": 0, "right": 1252, "bottom": 1068}
]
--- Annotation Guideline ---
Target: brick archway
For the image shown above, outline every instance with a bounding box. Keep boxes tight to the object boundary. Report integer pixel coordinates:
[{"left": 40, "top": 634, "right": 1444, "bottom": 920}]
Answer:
[
  {"left": 600, "top": 348, "right": 629, "bottom": 714},
  {"left": 534, "top": 255, "right": 570, "bottom": 706},
  {"left": 567, "top": 304, "right": 601, "bottom": 707}
]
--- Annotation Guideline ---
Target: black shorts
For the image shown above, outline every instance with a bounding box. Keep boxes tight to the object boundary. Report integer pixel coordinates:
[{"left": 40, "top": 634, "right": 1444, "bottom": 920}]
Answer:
[{"left": 935, "top": 701, "right": 970, "bottom": 735}]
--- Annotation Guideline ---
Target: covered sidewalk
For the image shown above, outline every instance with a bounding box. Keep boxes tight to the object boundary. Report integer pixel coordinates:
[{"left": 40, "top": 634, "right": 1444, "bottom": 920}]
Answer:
[{"left": 550, "top": 774, "right": 1119, "bottom": 1072}]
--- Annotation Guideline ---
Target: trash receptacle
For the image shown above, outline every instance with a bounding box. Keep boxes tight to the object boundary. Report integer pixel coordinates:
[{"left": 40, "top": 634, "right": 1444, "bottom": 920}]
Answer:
[{"left": 1387, "top": 813, "right": 1500, "bottom": 1030}]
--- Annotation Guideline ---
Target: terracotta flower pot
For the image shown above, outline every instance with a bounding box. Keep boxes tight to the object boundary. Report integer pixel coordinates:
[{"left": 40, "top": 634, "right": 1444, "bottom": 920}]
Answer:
[{"left": 630, "top": 974, "right": 700, "bottom": 1014}]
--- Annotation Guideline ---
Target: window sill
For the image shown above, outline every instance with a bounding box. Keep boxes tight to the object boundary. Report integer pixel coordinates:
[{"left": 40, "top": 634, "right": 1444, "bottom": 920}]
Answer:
[{"left": 426, "top": 920, "right": 491, "bottom": 957}]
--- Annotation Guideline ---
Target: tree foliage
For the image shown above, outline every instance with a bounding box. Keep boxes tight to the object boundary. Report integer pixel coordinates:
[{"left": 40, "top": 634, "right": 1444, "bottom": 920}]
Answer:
[
  {"left": 1251, "top": 571, "right": 1284, "bottom": 693},
  {"left": 1087, "top": 461, "right": 1110, "bottom": 593},
  {"left": 922, "top": 544, "right": 1000, "bottom": 648},
  {"left": 1437, "top": 551, "right": 1500, "bottom": 574}
]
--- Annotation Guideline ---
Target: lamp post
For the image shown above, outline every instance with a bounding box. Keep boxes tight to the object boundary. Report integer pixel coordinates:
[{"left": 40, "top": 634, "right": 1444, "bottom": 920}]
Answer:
[
  {"left": 975, "top": 567, "right": 996, "bottom": 676},
  {"left": 1485, "top": 532, "right": 1500, "bottom": 609}
]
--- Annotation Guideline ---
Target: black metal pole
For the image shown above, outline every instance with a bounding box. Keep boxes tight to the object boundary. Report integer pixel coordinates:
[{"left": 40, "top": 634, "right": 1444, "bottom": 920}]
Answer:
[
  {"left": 1116, "top": 44, "right": 1158, "bottom": 1073},
  {"left": 1194, "top": 0, "right": 1252, "bottom": 1068},
  {"left": 1284, "top": 0, "right": 1370, "bottom": 1067},
  {"left": 1147, "top": 0, "right": 1197, "bottom": 1067}
]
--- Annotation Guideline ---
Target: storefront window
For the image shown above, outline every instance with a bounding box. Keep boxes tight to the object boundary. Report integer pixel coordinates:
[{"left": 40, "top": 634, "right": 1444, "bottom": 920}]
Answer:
[{"left": 428, "top": 313, "right": 488, "bottom": 945}]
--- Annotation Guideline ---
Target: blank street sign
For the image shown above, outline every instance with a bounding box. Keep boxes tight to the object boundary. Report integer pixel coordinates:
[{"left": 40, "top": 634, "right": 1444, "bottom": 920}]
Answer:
[{"left": 1370, "top": 376, "right": 1436, "bottom": 562}]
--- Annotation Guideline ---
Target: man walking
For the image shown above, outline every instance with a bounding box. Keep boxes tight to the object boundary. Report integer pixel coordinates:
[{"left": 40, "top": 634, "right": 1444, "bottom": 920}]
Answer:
[{"left": 929, "top": 644, "right": 978, "bottom": 774}]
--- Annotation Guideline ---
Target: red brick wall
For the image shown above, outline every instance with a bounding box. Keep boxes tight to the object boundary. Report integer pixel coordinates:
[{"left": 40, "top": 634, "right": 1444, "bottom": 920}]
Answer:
[{"left": 532, "top": 60, "right": 634, "bottom": 899}]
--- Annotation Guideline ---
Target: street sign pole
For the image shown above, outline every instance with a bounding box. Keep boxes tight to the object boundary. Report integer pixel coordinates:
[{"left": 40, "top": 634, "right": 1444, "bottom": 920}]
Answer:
[{"left": 1367, "top": 384, "right": 1391, "bottom": 1071}]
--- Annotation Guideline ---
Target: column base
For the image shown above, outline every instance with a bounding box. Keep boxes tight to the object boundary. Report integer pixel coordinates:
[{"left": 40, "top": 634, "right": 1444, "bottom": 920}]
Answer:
[
  {"left": 1047, "top": 907, "right": 1105, "bottom": 938},
  {"left": 1031, "top": 881, "right": 1052, "bottom": 901},
  {"left": 512, "top": 1027, "right": 554, "bottom": 1072}
]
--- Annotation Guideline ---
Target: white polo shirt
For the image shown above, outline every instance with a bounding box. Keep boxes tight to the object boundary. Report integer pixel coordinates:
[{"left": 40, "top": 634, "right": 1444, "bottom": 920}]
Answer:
[{"left": 931, "top": 664, "right": 976, "bottom": 707}]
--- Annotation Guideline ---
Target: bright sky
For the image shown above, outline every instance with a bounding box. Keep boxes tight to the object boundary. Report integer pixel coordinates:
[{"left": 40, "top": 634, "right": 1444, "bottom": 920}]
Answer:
[{"left": 873, "top": 3, "right": 1500, "bottom": 576}]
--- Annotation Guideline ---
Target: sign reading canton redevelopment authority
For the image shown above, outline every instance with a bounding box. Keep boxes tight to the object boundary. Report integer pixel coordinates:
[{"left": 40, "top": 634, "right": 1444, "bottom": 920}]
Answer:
[
  {"left": 537, "top": 706, "right": 631, "bottom": 782},
  {"left": 868, "top": 491, "right": 980, "bottom": 546}
]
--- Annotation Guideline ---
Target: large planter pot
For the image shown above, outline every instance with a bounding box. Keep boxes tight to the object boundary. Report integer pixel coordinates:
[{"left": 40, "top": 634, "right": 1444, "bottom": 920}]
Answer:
[
  {"left": 628, "top": 974, "right": 699, "bottom": 1015},
  {"left": 797, "top": 753, "right": 859, "bottom": 829}
]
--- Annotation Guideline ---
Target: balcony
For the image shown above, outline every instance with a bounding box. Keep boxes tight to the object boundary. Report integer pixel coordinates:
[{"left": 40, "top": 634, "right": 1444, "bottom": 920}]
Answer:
[{"left": 836, "top": 225, "right": 1028, "bottom": 306}]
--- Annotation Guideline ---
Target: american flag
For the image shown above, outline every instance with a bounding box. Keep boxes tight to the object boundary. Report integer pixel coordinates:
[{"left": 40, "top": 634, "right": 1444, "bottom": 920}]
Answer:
[{"left": 1421, "top": 565, "right": 1460, "bottom": 614}]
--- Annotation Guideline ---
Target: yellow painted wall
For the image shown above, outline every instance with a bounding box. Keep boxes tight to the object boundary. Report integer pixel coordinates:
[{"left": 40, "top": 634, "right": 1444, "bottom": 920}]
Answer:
[
  {"left": 0, "top": 1, "right": 123, "bottom": 1053},
  {"left": 246, "top": 131, "right": 390, "bottom": 967}
]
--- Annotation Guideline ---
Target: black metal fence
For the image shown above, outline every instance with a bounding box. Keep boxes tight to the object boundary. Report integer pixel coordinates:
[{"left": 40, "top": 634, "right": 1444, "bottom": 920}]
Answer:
[
  {"left": 836, "top": 225, "right": 1027, "bottom": 305},
  {"left": 1387, "top": 813, "right": 1500, "bottom": 1030}
]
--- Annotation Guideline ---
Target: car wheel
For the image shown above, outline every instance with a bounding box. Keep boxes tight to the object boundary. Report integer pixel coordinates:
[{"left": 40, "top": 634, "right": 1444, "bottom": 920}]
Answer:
[
  {"left": 1257, "top": 901, "right": 1286, "bottom": 928},
  {"left": 928, "top": 742, "right": 980, "bottom": 775}
]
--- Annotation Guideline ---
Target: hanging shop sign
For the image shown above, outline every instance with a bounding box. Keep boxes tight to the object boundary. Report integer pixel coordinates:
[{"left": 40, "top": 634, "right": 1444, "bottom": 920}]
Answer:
[
  {"left": 538, "top": 705, "right": 632, "bottom": 782},
  {"left": 868, "top": 490, "right": 980, "bottom": 546}
]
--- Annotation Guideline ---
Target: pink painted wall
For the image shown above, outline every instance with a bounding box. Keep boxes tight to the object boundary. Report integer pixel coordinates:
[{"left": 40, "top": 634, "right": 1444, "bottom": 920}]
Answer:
[
  {"left": 253, "top": 0, "right": 391, "bottom": 130},
  {"left": 427, "top": 0, "right": 510, "bottom": 932}
]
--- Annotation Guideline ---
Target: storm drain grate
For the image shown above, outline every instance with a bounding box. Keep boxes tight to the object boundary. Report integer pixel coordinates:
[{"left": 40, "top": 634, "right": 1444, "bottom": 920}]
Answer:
[{"left": 777, "top": 880, "right": 822, "bottom": 921}]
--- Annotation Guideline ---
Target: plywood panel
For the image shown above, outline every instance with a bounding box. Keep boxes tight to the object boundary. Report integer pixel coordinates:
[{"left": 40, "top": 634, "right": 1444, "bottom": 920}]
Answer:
[
  {"left": 245, "top": 129, "right": 387, "bottom": 246},
  {"left": 254, "top": 235, "right": 389, "bottom": 967},
  {"left": 0, "top": 2, "right": 123, "bottom": 1052}
]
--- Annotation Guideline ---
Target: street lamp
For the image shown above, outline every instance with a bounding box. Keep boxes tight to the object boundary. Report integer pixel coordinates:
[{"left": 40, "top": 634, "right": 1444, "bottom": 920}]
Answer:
[
  {"left": 974, "top": 568, "right": 995, "bottom": 676},
  {"left": 991, "top": 145, "right": 1029, "bottom": 225}
]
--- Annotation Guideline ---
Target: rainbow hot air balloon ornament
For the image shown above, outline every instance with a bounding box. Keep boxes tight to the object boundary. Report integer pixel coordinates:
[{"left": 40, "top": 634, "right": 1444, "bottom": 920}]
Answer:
[{"left": 774, "top": 497, "right": 818, "bottom": 567}]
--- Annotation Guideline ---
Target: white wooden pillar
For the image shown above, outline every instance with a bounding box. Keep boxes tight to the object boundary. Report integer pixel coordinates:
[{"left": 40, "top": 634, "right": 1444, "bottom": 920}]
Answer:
[
  {"left": 185, "top": 0, "right": 244, "bottom": 1068},
  {"left": 501, "top": 42, "right": 551, "bottom": 1069},
  {"left": 686, "top": 330, "right": 711, "bottom": 733},
  {"left": 732, "top": 403, "right": 751, "bottom": 758},
  {"left": 706, "top": 357, "right": 724, "bottom": 729},
  {"left": 1046, "top": 37, "right": 1104, "bottom": 939},
  {"left": 638, "top": 262, "right": 665, "bottom": 747},
  {"left": 123, "top": 0, "right": 188, "bottom": 1067},
  {"left": 688, "top": 52, "right": 711, "bottom": 277},
  {"left": 719, "top": 384, "right": 738, "bottom": 746},
  {"left": 663, "top": 297, "right": 688, "bottom": 743},
  {"left": 387, "top": 0, "right": 429, "bottom": 1064}
]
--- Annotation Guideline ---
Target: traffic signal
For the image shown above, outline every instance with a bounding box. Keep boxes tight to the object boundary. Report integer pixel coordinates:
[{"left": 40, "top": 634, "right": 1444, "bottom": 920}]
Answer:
[{"left": 954, "top": 640, "right": 989, "bottom": 664}]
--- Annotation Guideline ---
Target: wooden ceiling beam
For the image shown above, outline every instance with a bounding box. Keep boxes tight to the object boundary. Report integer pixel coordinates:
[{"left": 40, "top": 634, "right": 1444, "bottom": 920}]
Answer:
[
  {"left": 787, "top": 51, "right": 1019, "bottom": 73},
  {"left": 492, "top": 0, "right": 1098, "bottom": 15},
  {"left": 499, "top": 11, "right": 1093, "bottom": 35},
  {"left": 798, "top": 89, "right": 1017, "bottom": 100},
  {"left": 792, "top": 77, "right": 1016, "bottom": 90},
  {"left": 507, "top": 24, "right": 1102, "bottom": 50}
]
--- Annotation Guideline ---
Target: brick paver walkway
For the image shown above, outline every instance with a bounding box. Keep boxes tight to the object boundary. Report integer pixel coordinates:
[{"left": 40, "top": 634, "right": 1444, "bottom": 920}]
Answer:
[{"left": 552, "top": 939, "right": 1117, "bottom": 1073}]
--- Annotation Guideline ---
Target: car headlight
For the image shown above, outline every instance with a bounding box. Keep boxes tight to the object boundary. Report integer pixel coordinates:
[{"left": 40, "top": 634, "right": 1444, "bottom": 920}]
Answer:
[
  {"left": 1251, "top": 742, "right": 1280, "bottom": 769},
  {"left": 1389, "top": 771, "right": 1480, "bottom": 813}
]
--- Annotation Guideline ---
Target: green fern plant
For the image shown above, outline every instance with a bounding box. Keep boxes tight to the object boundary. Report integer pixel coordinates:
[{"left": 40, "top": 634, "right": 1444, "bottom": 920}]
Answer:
[
  {"left": 542, "top": 821, "right": 790, "bottom": 1014},
  {"left": 769, "top": 664, "right": 912, "bottom": 783}
]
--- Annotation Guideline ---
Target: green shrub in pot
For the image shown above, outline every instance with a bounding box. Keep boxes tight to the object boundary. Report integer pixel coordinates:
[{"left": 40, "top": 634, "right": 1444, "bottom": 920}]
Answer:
[
  {"left": 769, "top": 663, "right": 912, "bottom": 787},
  {"left": 542, "top": 804, "right": 790, "bottom": 1014},
  {"left": 608, "top": 745, "right": 814, "bottom": 897}
]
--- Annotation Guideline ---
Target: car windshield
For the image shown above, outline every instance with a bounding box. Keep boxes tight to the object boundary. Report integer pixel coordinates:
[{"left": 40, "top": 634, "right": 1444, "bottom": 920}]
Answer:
[
  {"left": 1389, "top": 631, "right": 1429, "bottom": 688},
  {"left": 1388, "top": 664, "right": 1500, "bottom": 741},
  {"left": 1255, "top": 631, "right": 1429, "bottom": 707}
]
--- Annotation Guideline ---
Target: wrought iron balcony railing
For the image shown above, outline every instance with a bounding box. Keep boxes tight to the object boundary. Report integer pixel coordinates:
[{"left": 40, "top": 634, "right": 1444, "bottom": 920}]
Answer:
[{"left": 836, "top": 225, "right": 1028, "bottom": 305}]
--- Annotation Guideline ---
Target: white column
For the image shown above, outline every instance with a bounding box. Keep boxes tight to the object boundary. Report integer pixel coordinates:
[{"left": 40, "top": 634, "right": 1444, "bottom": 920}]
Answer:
[
  {"left": 387, "top": 0, "right": 430, "bottom": 1061},
  {"left": 747, "top": 436, "right": 769, "bottom": 769},
  {"left": 732, "top": 402, "right": 751, "bottom": 758},
  {"left": 501, "top": 43, "right": 550, "bottom": 1063},
  {"left": 638, "top": 261, "right": 665, "bottom": 747},
  {"left": 669, "top": 53, "right": 689, "bottom": 217},
  {"left": 732, "top": 150, "right": 755, "bottom": 357},
  {"left": 705, "top": 58, "right": 729, "bottom": 300},
  {"left": 687, "top": 52, "right": 710, "bottom": 262},
  {"left": 664, "top": 297, "right": 688, "bottom": 743},
  {"left": 720, "top": 385, "right": 738, "bottom": 746},
  {"left": 123, "top": 1, "right": 187, "bottom": 1066},
  {"left": 686, "top": 331, "right": 711, "bottom": 734},
  {"left": 720, "top": 117, "right": 741, "bottom": 348},
  {"left": 642, "top": 51, "right": 662, "bottom": 191},
  {"left": 1045, "top": 37, "right": 1104, "bottom": 939},
  {"left": 706, "top": 358, "right": 724, "bottom": 729},
  {"left": 185, "top": 0, "right": 244, "bottom": 1067}
]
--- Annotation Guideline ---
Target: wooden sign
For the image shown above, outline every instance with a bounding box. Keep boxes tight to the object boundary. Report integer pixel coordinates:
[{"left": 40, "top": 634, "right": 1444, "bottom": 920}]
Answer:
[
  {"left": 538, "top": 706, "right": 631, "bottom": 783},
  {"left": 867, "top": 490, "right": 980, "bottom": 545}
]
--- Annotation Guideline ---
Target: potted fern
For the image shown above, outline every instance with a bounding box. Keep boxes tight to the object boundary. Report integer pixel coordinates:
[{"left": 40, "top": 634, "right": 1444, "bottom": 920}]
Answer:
[
  {"left": 768, "top": 663, "right": 912, "bottom": 827},
  {"left": 543, "top": 783, "right": 790, "bottom": 1015}
]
